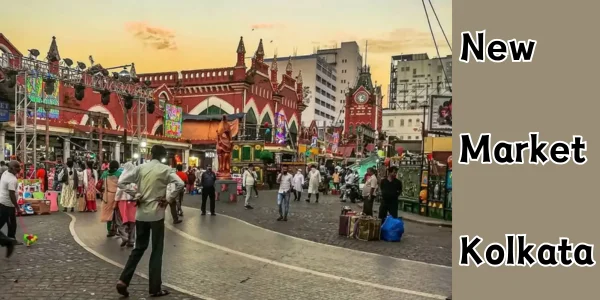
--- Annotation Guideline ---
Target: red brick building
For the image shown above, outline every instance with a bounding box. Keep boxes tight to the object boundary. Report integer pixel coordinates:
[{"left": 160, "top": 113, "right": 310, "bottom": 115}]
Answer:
[
  {"left": 0, "top": 34, "right": 305, "bottom": 164},
  {"left": 343, "top": 66, "right": 383, "bottom": 137}
]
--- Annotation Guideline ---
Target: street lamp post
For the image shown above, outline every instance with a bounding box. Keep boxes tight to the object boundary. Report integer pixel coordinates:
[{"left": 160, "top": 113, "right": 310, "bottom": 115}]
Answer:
[{"left": 418, "top": 96, "right": 429, "bottom": 216}]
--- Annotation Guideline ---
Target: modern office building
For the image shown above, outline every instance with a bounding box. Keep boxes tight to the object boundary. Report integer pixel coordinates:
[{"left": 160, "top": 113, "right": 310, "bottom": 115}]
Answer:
[
  {"left": 316, "top": 42, "right": 363, "bottom": 122},
  {"left": 265, "top": 54, "right": 338, "bottom": 126}
]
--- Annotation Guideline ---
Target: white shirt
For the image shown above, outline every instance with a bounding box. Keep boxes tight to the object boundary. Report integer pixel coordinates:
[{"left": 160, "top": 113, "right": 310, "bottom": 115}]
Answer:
[
  {"left": 277, "top": 173, "right": 294, "bottom": 193},
  {"left": 345, "top": 173, "right": 356, "bottom": 185},
  {"left": 362, "top": 174, "right": 378, "bottom": 196},
  {"left": 0, "top": 172, "right": 18, "bottom": 207},
  {"left": 243, "top": 170, "right": 256, "bottom": 186}
]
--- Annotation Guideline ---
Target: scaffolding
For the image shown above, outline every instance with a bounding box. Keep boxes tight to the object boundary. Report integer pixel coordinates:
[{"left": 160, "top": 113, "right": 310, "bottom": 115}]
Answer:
[{"left": 1, "top": 51, "right": 153, "bottom": 167}]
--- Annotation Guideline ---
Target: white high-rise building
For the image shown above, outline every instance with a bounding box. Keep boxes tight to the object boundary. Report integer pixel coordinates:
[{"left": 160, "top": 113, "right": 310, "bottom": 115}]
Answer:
[
  {"left": 265, "top": 55, "right": 338, "bottom": 126},
  {"left": 316, "top": 42, "right": 363, "bottom": 124},
  {"left": 388, "top": 53, "right": 452, "bottom": 110},
  {"left": 383, "top": 53, "right": 452, "bottom": 140}
]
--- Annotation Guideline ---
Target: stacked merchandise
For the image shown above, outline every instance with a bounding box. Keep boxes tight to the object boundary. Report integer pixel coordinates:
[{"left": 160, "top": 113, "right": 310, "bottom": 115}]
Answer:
[
  {"left": 338, "top": 206, "right": 405, "bottom": 242},
  {"left": 338, "top": 206, "right": 381, "bottom": 241}
]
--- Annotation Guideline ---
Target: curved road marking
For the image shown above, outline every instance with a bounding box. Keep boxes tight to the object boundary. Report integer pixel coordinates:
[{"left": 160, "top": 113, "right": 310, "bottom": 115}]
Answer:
[
  {"left": 182, "top": 206, "right": 452, "bottom": 269},
  {"left": 66, "top": 213, "right": 215, "bottom": 300},
  {"left": 165, "top": 221, "right": 448, "bottom": 300}
]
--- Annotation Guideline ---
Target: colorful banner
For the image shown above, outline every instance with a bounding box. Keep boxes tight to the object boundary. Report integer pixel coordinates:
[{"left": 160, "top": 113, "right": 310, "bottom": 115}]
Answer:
[
  {"left": 310, "top": 136, "right": 318, "bottom": 148},
  {"left": 164, "top": 104, "right": 183, "bottom": 138},
  {"left": 275, "top": 112, "right": 287, "bottom": 144},
  {"left": 25, "top": 76, "right": 60, "bottom": 119},
  {"left": 331, "top": 133, "right": 339, "bottom": 153}
]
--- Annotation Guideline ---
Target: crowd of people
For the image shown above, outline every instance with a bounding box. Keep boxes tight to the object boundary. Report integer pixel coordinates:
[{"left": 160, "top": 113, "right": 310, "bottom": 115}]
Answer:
[{"left": 0, "top": 151, "right": 406, "bottom": 298}]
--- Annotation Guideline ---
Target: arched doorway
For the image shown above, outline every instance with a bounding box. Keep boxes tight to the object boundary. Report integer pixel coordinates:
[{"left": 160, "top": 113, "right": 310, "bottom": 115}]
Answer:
[
  {"left": 245, "top": 108, "right": 258, "bottom": 140},
  {"left": 289, "top": 122, "right": 298, "bottom": 146},
  {"left": 154, "top": 124, "right": 164, "bottom": 136}
]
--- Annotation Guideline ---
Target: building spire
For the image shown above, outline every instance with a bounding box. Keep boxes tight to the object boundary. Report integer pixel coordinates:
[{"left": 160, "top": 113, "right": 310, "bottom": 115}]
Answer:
[
  {"left": 296, "top": 70, "right": 303, "bottom": 84},
  {"left": 236, "top": 36, "right": 246, "bottom": 67},
  {"left": 271, "top": 54, "right": 278, "bottom": 71},
  {"left": 255, "top": 39, "right": 265, "bottom": 62},
  {"left": 286, "top": 56, "right": 293, "bottom": 76},
  {"left": 237, "top": 36, "right": 246, "bottom": 54},
  {"left": 47, "top": 36, "right": 60, "bottom": 63}
]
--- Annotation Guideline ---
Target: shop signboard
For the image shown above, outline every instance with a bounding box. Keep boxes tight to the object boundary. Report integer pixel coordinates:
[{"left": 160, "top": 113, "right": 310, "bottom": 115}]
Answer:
[
  {"left": 0, "top": 100, "right": 9, "bottom": 122},
  {"left": 164, "top": 104, "right": 183, "bottom": 138},
  {"left": 430, "top": 95, "right": 452, "bottom": 131}
]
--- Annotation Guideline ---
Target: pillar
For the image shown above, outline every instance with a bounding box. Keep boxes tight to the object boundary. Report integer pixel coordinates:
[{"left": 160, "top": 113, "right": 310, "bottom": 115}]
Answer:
[
  {"left": 0, "top": 130, "right": 5, "bottom": 160},
  {"left": 63, "top": 138, "right": 70, "bottom": 162},
  {"left": 114, "top": 142, "right": 121, "bottom": 162},
  {"left": 184, "top": 149, "right": 190, "bottom": 169}
]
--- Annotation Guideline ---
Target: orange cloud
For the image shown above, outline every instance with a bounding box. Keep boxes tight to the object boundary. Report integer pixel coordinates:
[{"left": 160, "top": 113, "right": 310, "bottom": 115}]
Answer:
[
  {"left": 251, "top": 23, "right": 284, "bottom": 30},
  {"left": 125, "top": 22, "right": 177, "bottom": 50},
  {"left": 365, "top": 28, "right": 451, "bottom": 54}
]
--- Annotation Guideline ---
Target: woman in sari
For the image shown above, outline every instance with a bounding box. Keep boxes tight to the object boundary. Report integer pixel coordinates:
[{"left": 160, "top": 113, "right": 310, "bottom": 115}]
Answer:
[
  {"left": 59, "top": 160, "right": 79, "bottom": 212},
  {"left": 83, "top": 161, "right": 98, "bottom": 212},
  {"left": 99, "top": 161, "right": 122, "bottom": 237},
  {"left": 114, "top": 162, "right": 137, "bottom": 247}
]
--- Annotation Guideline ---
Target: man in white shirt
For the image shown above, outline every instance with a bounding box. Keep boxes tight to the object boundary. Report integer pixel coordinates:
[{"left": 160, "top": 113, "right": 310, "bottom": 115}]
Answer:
[
  {"left": 362, "top": 167, "right": 378, "bottom": 216},
  {"left": 276, "top": 166, "right": 294, "bottom": 221},
  {"left": 116, "top": 145, "right": 184, "bottom": 298},
  {"left": 0, "top": 161, "right": 20, "bottom": 258},
  {"left": 242, "top": 164, "right": 256, "bottom": 209}
]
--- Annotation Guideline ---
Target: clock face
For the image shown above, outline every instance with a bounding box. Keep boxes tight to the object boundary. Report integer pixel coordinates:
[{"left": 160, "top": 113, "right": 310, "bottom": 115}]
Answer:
[{"left": 355, "top": 92, "right": 368, "bottom": 104}]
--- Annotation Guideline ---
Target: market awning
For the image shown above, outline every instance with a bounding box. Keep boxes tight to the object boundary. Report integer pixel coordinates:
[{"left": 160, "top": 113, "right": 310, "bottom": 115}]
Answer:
[{"left": 183, "top": 113, "right": 245, "bottom": 122}]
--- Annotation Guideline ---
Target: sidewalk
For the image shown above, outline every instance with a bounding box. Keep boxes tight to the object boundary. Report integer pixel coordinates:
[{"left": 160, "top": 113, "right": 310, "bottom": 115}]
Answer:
[
  {"left": 0, "top": 213, "right": 193, "bottom": 300},
  {"left": 354, "top": 203, "right": 452, "bottom": 228}
]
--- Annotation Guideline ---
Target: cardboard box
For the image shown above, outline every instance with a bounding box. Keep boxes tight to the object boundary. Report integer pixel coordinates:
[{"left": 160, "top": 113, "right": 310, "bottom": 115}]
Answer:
[{"left": 25, "top": 199, "right": 51, "bottom": 215}]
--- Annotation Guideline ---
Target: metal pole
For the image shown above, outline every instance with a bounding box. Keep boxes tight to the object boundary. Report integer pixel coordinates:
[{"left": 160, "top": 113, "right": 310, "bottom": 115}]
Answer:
[
  {"left": 418, "top": 86, "right": 429, "bottom": 216},
  {"left": 123, "top": 106, "right": 127, "bottom": 162},
  {"left": 98, "top": 117, "right": 103, "bottom": 164}
]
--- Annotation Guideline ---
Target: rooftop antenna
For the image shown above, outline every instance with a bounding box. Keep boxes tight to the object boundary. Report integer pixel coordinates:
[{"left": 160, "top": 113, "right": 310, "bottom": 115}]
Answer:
[{"left": 364, "top": 40, "right": 368, "bottom": 71}]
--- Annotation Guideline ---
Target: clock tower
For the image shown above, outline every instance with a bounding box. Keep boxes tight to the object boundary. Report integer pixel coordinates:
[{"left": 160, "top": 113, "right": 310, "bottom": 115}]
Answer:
[{"left": 343, "top": 65, "right": 382, "bottom": 138}]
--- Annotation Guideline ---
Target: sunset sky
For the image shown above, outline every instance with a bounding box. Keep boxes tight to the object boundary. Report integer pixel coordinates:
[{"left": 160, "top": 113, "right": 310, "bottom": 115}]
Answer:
[{"left": 2, "top": 0, "right": 452, "bottom": 101}]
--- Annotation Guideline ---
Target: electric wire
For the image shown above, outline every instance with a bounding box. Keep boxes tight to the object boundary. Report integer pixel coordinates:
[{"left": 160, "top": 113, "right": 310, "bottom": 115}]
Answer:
[
  {"left": 421, "top": 0, "right": 452, "bottom": 92},
  {"left": 427, "top": 0, "right": 452, "bottom": 51}
]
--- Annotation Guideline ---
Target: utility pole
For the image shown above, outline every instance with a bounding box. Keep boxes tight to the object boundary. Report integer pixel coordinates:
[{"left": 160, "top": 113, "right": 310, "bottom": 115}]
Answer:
[{"left": 418, "top": 85, "right": 429, "bottom": 216}]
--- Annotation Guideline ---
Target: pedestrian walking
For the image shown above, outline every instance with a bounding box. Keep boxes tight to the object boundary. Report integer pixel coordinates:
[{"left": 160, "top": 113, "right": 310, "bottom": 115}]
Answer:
[
  {"left": 250, "top": 165, "right": 259, "bottom": 198},
  {"left": 99, "top": 161, "right": 122, "bottom": 237},
  {"left": 114, "top": 162, "right": 137, "bottom": 248},
  {"left": 332, "top": 170, "right": 340, "bottom": 191},
  {"left": 292, "top": 169, "right": 304, "bottom": 201},
  {"left": 306, "top": 165, "right": 321, "bottom": 203},
  {"left": 362, "top": 167, "right": 378, "bottom": 216},
  {"left": 276, "top": 166, "right": 293, "bottom": 221},
  {"left": 115, "top": 145, "right": 184, "bottom": 298},
  {"left": 186, "top": 166, "right": 197, "bottom": 194},
  {"left": 378, "top": 166, "right": 402, "bottom": 219},
  {"left": 200, "top": 165, "right": 217, "bottom": 216},
  {"left": 83, "top": 161, "right": 98, "bottom": 212},
  {"left": 242, "top": 165, "right": 256, "bottom": 209},
  {"left": 59, "top": 159, "right": 79, "bottom": 212},
  {"left": 174, "top": 165, "right": 187, "bottom": 217},
  {"left": 0, "top": 161, "right": 21, "bottom": 245},
  {"left": 199, "top": 165, "right": 217, "bottom": 215}
]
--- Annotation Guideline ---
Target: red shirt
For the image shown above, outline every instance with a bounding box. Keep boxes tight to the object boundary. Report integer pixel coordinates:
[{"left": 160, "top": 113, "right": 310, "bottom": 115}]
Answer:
[{"left": 176, "top": 171, "right": 188, "bottom": 183}]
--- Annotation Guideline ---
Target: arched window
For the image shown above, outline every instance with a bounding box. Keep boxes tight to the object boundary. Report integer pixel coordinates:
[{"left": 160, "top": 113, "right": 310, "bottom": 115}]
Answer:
[
  {"left": 245, "top": 108, "right": 258, "bottom": 140},
  {"left": 408, "top": 119, "right": 412, "bottom": 127},
  {"left": 0, "top": 48, "right": 8, "bottom": 68},
  {"left": 400, "top": 119, "right": 405, "bottom": 126},
  {"left": 388, "top": 119, "right": 394, "bottom": 127},
  {"left": 349, "top": 125, "right": 354, "bottom": 134},
  {"left": 158, "top": 93, "right": 169, "bottom": 110}
]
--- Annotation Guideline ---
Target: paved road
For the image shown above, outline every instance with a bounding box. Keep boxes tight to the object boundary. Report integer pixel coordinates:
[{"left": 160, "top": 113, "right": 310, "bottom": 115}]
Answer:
[
  {"left": 0, "top": 213, "right": 191, "bottom": 300},
  {"left": 72, "top": 208, "right": 451, "bottom": 300},
  {"left": 182, "top": 190, "right": 452, "bottom": 266}
]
